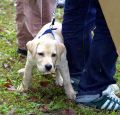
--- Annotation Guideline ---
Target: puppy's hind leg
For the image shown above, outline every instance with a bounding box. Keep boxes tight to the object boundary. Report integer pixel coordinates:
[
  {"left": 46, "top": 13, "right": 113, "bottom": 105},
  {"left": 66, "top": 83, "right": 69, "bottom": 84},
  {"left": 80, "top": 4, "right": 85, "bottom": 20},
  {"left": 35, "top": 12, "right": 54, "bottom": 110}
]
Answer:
[{"left": 17, "top": 60, "right": 33, "bottom": 92}]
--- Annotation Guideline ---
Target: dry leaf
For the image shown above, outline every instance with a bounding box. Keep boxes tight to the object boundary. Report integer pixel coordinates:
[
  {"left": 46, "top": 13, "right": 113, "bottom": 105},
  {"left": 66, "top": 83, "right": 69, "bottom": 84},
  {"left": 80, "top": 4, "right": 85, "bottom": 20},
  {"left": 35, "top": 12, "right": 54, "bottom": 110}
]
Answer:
[
  {"left": 39, "top": 105, "right": 49, "bottom": 112},
  {"left": 27, "top": 96, "right": 38, "bottom": 102},
  {"left": 7, "top": 85, "right": 16, "bottom": 91},
  {"left": 39, "top": 80, "right": 50, "bottom": 87},
  {"left": 3, "top": 78, "right": 16, "bottom": 91},
  {"left": 61, "top": 108, "right": 76, "bottom": 115}
]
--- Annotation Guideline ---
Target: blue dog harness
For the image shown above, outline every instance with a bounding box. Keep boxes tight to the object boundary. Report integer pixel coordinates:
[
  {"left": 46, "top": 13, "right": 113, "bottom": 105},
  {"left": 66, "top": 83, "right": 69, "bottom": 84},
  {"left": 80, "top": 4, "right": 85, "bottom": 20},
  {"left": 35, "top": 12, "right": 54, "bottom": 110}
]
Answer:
[{"left": 38, "top": 28, "right": 57, "bottom": 39}]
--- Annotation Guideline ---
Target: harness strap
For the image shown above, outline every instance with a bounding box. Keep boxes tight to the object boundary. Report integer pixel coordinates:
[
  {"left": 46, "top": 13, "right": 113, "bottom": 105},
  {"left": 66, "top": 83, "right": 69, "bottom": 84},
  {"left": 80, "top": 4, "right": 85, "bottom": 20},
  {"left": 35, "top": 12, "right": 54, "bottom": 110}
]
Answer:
[
  {"left": 38, "top": 28, "right": 57, "bottom": 39},
  {"left": 38, "top": 0, "right": 58, "bottom": 39}
]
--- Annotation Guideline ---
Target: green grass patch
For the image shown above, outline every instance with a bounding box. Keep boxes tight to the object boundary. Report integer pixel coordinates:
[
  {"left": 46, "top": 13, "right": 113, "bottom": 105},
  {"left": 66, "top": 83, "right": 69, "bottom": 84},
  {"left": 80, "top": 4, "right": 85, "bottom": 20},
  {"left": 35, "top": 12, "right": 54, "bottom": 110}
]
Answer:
[{"left": 0, "top": 0, "right": 120, "bottom": 114}]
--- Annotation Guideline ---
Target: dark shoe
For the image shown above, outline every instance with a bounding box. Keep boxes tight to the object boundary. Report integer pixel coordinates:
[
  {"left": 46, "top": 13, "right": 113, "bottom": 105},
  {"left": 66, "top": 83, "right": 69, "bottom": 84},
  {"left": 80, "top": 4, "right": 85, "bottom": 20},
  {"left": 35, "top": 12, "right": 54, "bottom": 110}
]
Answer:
[
  {"left": 17, "top": 49, "right": 27, "bottom": 56},
  {"left": 76, "top": 93, "right": 120, "bottom": 110}
]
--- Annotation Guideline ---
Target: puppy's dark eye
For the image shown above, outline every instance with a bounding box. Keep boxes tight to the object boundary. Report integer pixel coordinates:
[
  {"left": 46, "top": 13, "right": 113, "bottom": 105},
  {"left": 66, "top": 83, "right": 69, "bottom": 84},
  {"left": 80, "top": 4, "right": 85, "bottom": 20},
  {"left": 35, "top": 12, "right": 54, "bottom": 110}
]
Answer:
[
  {"left": 52, "top": 53, "right": 56, "bottom": 57},
  {"left": 38, "top": 52, "right": 44, "bottom": 56}
]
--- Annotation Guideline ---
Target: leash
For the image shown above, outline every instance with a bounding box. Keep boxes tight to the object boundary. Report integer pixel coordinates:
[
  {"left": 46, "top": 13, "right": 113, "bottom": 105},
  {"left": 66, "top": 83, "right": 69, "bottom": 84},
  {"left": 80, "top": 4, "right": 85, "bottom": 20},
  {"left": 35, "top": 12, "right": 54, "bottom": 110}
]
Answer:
[
  {"left": 38, "top": 0, "right": 58, "bottom": 39},
  {"left": 49, "top": 0, "right": 59, "bottom": 29},
  {"left": 40, "top": 0, "right": 43, "bottom": 28}
]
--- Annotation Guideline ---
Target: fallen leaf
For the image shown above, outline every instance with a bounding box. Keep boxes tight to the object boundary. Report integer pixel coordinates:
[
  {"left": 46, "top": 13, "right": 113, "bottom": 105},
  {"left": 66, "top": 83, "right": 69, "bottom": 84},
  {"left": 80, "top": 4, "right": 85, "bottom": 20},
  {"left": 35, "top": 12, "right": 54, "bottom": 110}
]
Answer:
[
  {"left": 39, "top": 105, "right": 49, "bottom": 112},
  {"left": 39, "top": 80, "right": 50, "bottom": 87},
  {"left": 3, "top": 63, "right": 10, "bottom": 69},
  {"left": 27, "top": 96, "right": 39, "bottom": 102},
  {"left": 7, "top": 85, "right": 16, "bottom": 91},
  {"left": 61, "top": 108, "right": 76, "bottom": 115},
  {"left": 3, "top": 78, "right": 16, "bottom": 91},
  {"left": 4, "top": 83, "right": 16, "bottom": 91}
]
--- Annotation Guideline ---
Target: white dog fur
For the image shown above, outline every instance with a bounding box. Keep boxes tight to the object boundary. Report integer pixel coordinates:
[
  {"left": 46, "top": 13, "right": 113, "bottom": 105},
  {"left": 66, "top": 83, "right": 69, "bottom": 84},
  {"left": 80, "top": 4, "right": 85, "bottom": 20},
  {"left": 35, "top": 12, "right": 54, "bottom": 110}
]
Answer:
[{"left": 17, "top": 22, "right": 76, "bottom": 100}]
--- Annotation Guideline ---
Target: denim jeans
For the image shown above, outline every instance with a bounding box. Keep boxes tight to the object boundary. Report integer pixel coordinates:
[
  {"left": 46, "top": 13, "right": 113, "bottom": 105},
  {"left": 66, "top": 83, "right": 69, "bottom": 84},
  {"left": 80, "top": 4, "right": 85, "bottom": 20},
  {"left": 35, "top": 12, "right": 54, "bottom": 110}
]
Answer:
[{"left": 62, "top": 0, "right": 118, "bottom": 95}]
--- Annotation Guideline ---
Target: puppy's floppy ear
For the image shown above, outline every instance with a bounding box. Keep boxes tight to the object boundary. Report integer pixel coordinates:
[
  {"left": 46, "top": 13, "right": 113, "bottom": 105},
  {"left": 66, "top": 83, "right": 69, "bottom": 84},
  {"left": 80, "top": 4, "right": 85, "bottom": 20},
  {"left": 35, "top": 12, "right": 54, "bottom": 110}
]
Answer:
[
  {"left": 56, "top": 42, "right": 65, "bottom": 65},
  {"left": 26, "top": 40, "right": 39, "bottom": 57}
]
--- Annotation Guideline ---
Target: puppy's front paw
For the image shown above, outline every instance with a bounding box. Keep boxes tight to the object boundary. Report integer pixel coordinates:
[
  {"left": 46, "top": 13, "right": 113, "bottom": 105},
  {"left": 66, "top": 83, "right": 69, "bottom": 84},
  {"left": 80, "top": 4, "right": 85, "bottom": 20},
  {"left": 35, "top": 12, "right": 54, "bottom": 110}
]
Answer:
[
  {"left": 66, "top": 88, "right": 76, "bottom": 100},
  {"left": 17, "top": 83, "right": 28, "bottom": 92},
  {"left": 55, "top": 77, "right": 63, "bottom": 86}
]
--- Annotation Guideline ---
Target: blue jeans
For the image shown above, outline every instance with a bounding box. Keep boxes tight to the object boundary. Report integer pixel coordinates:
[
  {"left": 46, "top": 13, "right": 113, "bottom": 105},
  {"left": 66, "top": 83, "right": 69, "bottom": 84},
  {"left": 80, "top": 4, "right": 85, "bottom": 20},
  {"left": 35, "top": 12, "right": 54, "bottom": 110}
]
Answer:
[{"left": 62, "top": 0, "right": 118, "bottom": 95}]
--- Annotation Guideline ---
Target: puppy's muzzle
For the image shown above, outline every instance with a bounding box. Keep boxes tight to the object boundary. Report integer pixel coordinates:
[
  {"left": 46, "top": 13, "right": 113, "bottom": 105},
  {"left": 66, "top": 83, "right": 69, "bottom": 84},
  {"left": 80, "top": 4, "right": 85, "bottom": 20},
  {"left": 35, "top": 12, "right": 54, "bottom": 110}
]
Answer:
[{"left": 45, "top": 64, "right": 52, "bottom": 71}]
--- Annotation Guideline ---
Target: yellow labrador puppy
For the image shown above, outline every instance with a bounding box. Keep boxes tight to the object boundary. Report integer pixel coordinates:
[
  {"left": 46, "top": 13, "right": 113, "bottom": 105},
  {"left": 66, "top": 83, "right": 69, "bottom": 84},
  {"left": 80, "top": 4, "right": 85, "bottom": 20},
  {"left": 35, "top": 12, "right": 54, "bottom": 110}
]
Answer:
[{"left": 17, "top": 22, "right": 76, "bottom": 100}]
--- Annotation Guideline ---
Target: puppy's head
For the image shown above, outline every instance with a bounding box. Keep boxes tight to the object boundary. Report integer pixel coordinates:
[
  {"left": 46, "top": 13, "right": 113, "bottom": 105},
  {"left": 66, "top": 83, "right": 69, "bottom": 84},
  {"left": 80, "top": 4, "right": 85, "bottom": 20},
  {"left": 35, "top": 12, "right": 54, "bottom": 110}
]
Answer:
[{"left": 26, "top": 38, "right": 65, "bottom": 74}]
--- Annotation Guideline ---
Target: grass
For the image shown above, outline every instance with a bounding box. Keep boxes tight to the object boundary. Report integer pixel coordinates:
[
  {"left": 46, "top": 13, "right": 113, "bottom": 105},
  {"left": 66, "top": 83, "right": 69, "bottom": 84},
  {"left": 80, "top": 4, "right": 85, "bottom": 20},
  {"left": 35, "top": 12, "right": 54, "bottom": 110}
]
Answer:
[{"left": 0, "top": 0, "right": 120, "bottom": 114}]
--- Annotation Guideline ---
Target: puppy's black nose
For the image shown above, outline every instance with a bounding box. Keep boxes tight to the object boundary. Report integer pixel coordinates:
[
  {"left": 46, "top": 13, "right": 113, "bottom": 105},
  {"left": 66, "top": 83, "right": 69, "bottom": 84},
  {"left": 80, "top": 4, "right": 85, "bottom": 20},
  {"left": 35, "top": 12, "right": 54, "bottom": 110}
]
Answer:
[{"left": 45, "top": 64, "right": 52, "bottom": 71}]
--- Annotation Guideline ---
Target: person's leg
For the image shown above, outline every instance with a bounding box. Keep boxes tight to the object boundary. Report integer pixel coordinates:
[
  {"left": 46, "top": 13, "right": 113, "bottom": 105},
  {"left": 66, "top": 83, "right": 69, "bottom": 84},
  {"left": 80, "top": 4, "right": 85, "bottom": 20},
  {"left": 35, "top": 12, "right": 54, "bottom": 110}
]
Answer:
[
  {"left": 16, "top": 0, "right": 33, "bottom": 55},
  {"left": 63, "top": 0, "right": 120, "bottom": 110},
  {"left": 76, "top": 1, "right": 120, "bottom": 110},
  {"left": 24, "top": 0, "right": 56, "bottom": 37},
  {"left": 38, "top": 0, "right": 56, "bottom": 27},
  {"left": 77, "top": 0, "right": 118, "bottom": 96},
  {"left": 62, "top": 0, "right": 95, "bottom": 89},
  {"left": 16, "top": 0, "right": 55, "bottom": 55}
]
